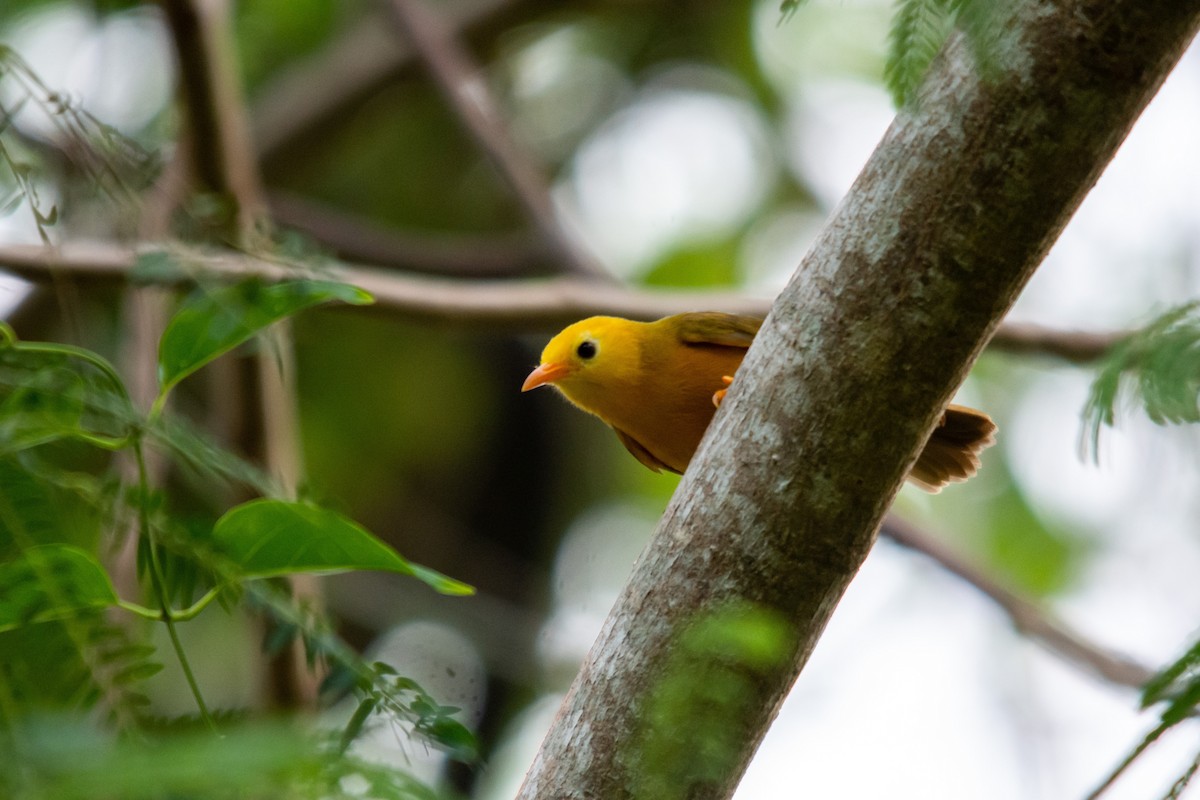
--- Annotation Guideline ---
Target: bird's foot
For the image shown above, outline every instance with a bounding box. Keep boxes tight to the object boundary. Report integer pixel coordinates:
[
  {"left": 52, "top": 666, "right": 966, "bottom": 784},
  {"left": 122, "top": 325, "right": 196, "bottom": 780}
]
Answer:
[{"left": 712, "top": 375, "right": 734, "bottom": 408}]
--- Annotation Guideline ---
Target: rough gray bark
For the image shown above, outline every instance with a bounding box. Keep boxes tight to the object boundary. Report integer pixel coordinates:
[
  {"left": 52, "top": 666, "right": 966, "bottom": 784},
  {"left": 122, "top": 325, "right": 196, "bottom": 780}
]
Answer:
[{"left": 516, "top": 2, "right": 1200, "bottom": 799}]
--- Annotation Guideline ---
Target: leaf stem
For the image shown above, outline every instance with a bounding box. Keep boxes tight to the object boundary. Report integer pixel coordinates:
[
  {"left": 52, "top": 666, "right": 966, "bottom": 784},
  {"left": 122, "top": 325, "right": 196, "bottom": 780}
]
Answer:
[
  {"left": 74, "top": 432, "right": 136, "bottom": 451},
  {"left": 116, "top": 588, "right": 223, "bottom": 623},
  {"left": 115, "top": 600, "right": 162, "bottom": 620},
  {"left": 172, "top": 586, "right": 224, "bottom": 621},
  {"left": 133, "top": 437, "right": 217, "bottom": 733}
]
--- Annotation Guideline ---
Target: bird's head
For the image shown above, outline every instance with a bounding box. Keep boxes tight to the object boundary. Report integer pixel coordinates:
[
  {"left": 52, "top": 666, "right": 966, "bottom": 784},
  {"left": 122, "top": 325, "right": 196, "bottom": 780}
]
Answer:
[{"left": 521, "top": 316, "right": 644, "bottom": 401}]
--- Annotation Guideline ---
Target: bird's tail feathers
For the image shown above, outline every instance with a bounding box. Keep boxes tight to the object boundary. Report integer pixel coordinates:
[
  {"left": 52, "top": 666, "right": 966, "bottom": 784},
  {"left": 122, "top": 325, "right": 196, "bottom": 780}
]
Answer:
[{"left": 909, "top": 404, "right": 997, "bottom": 493}]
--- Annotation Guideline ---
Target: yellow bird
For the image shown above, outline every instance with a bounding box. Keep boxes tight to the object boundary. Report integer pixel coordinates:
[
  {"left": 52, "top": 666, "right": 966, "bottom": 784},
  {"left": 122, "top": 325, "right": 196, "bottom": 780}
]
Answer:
[{"left": 522, "top": 312, "right": 996, "bottom": 492}]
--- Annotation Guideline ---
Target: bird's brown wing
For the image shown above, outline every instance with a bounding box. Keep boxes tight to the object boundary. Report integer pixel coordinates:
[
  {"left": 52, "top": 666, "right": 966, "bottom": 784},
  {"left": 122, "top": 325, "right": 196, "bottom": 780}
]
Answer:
[
  {"left": 613, "top": 427, "right": 680, "bottom": 475},
  {"left": 671, "top": 312, "right": 762, "bottom": 350}
]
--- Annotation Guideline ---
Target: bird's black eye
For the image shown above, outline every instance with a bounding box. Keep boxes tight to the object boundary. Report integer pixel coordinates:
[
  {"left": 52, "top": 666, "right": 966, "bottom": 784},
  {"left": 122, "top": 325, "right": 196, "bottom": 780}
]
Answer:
[{"left": 576, "top": 339, "right": 597, "bottom": 360}]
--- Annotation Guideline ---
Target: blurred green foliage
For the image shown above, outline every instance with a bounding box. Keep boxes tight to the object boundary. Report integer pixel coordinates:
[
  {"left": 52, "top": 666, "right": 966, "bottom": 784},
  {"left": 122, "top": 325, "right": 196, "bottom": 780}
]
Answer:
[
  {"left": 236, "top": 0, "right": 352, "bottom": 88},
  {"left": 0, "top": 276, "right": 476, "bottom": 798},
  {"left": 884, "top": 0, "right": 1014, "bottom": 106},
  {"left": 3, "top": 0, "right": 1199, "bottom": 796},
  {"left": 1084, "top": 302, "right": 1200, "bottom": 456},
  {"left": 629, "top": 601, "right": 794, "bottom": 800}
]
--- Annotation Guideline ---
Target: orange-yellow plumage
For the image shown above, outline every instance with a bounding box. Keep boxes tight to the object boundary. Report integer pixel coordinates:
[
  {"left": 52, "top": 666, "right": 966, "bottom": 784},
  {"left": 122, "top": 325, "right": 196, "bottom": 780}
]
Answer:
[{"left": 522, "top": 312, "right": 995, "bottom": 490}]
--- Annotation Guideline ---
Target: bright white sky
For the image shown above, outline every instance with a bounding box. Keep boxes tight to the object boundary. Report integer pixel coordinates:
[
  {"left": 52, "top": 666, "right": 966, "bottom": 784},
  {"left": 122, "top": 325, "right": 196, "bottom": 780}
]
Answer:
[{"left": 4, "top": 1, "right": 1200, "bottom": 798}]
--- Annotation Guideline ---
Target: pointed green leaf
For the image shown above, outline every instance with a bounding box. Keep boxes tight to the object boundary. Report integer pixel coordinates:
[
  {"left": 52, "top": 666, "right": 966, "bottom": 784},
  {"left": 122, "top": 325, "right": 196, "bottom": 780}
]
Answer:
[
  {"left": 339, "top": 696, "right": 379, "bottom": 753},
  {"left": 158, "top": 279, "right": 373, "bottom": 394},
  {"left": 1159, "top": 677, "right": 1200, "bottom": 726},
  {"left": 113, "top": 660, "right": 165, "bottom": 684},
  {"left": 0, "top": 546, "right": 119, "bottom": 633},
  {"left": 1143, "top": 637, "right": 1200, "bottom": 708},
  {"left": 1083, "top": 302, "right": 1200, "bottom": 458},
  {"left": 212, "top": 499, "right": 473, "bottom": 595},
  {"left": 419, "top": 715, "right": 479, "bottom": 762},
  {"left": 884, "top": 0, "right": 952, "bottom": 107},
  {"left": 0, "top": 366, "right": 85, "bottom": 454}
]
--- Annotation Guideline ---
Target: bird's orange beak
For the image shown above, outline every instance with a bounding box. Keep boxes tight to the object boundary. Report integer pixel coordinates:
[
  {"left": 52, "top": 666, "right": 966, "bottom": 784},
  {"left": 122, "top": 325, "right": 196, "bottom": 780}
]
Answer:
[{"left": 522, "top": 361, "right": 572, "bottom": 392}]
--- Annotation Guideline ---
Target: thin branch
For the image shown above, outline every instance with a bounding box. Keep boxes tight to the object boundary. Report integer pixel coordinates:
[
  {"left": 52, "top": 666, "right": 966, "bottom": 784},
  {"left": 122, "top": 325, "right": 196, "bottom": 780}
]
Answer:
[
  {"left": 384, "top": 0, "right": 609, "bottom": 280},
  {"left": 880, "top": 514, "right": 1154, "bottom": 689},
  {"left": 984, "top": 320, "right": 1120, "bottom": 364},
  {"left": 252, "top": 0, "right": 515, "bottom": 161},
  {"left": 158, "top": 0, "right": 228, "bottom": 197},
  {"left": 267, "top": 191, "right": 552, "bottom": 277},
  {"left": 159, "top": 0, "right": 266, "bottom": 234},
  {"left": 0, "top": 241, "right": 1131, "bottom": 356},
  {"left": 0, "top": 240, "right": 765, "bottom": 326}
]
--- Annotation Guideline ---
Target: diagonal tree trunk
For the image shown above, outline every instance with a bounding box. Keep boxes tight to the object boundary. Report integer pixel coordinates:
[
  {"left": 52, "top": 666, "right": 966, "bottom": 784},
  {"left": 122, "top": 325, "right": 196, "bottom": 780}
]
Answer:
[{"left": 516, "top": 2, "right": 1200, "bottom": 798}]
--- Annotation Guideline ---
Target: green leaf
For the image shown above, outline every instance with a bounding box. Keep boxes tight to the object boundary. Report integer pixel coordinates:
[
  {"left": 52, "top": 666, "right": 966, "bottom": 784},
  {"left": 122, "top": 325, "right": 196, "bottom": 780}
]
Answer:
[
  {"left": 212, "top": 499, "right": 473, "bottom": 595},
  {"left": 629, "top": 602, "right": 794, "bottom": 800},
  {"left": 157, "top": 278, "right": 374, "bottom": 395},
  {"left": 0, "top": 456, "right": 109, "bottom": 558},
  {"left": 883, "top": 0, "right": 1011, "bottom": 108},
  {"left": 16, "top": 720, "right": 318, "bottom": 799},
  {"left": 1159, "top": 677, "right": 1200, "bottom": 727},
  {"left": 0, "top": 546, "right": 119, "bottom": 633},
  {"left": 0, "top": 365, "right": 85, "bottom": 454},
  {"left": 418, "top": 715, "right": 478, "bottom": 762},
  {"left": 319, "top": 663, "right": 360, "bottom": 698},
  {"left": 113, "top": 660, "right": 165, "bottom": 684},
  {"left": 1143, "top": 637, "right": 1200, "bottom": 708},
  {"left": 947, "top": 0, "right": 1013, "bottom": 79},
  {"left": 0, "top": 347, "right": 133, "bottom": 453},
  {"left": 339, "top": 696, "right": 378, "bottom": 754},
  {"left": 884, "top": 0, "right": 954, "bottom": 107},
  {"left": 1083, "top": 302, "right": 1200, "bottom": 459},
  {"left": 147, "top": 412, "right": 280, "bottom": 502}
]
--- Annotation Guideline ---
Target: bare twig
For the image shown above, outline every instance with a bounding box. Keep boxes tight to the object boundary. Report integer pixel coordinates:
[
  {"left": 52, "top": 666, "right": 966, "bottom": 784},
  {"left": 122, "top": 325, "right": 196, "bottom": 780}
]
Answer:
[
  {"left": 159, "top": 0, "right": 225, "bottom": 196},
  {"left": 0, "top": 241, "right": 1131, "bottom": 356},
  {"left": 159, "top": 0, "right": 266, "bottom": 234},
  {"left": 384, "top": 0, "right": 608, "bottom": 280},
  {"left": 881, "top": 514, "right": 1154, "bottom": 689},
  {"left": 252, "top": 0, "right": 514, "bottom": 161},
  {"left": 267, "top": 191, "right": 552, "bottom": 277},
  {"left": 0, "top": 240, "right": 765, "bottom": 327},
  {"left": 984, "top": 320, "right": 1120, "bottom": 364}
]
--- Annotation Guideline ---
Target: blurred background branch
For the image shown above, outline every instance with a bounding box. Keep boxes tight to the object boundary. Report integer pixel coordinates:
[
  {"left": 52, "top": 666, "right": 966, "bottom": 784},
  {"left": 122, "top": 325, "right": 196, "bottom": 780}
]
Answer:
[
  {"left": 266, "top": 191, "right": 552, "bottom": 276},
  {"left": 159, "top": 0, "right": 265, "bottom": 234},
  {"left": 881, "top": 515, "right": 1154, "bottom": 690},
  {"left": 252, "top": 0, "right": 515, "bottom": 162},
  {"left": 0, "top": 240, "right": 1128, "bottom": 356},
  {"left": 385, "top": 0, "right": 607, "bottom": 280}
]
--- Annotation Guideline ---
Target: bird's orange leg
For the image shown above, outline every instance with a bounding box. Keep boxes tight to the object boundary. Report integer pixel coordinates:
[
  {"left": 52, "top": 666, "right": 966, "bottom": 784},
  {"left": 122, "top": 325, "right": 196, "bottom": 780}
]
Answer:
[{"left": 712, "top": 375, "right": 734, "bottom": 408}]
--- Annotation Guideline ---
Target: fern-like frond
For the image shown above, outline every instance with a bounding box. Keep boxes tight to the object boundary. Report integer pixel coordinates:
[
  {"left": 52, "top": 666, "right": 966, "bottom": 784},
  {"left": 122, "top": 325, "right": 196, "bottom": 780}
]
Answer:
[
  {"left": 148, "top": 411, "right": 281, "bottom": 499},
  {"left": 884, "top": 0, "right": 956, "bottom": 107},
  {"left": 1087, "top": 635, "right": 1200, "bottom": 799},
  {"left": 950, "top": 0, "right": 1016, "bottom": 78},
  {"left": 1082, "top": 303, "right": 1200, "bottom": 459},
  {"left": 884, "top": 0, "right": 1015, "bottom": 107}
]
